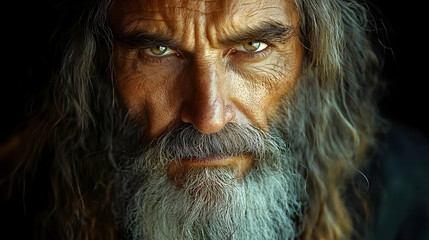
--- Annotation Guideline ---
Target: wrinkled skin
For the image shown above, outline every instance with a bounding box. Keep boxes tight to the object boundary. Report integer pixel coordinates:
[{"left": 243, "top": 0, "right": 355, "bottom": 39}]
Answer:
[{"left": 110, "top": 0, "right": 303, "bottom": 182}]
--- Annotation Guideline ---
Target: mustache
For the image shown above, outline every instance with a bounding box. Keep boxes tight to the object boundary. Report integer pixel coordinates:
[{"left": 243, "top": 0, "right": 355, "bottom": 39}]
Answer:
[{"left": 140, "top": 123, "right": 285, "bottom": 166}]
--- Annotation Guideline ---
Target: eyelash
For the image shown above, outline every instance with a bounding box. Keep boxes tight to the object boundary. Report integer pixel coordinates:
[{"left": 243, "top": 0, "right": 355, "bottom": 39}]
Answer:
[
  {"left": 137, "top": 40, "right": 273, "bottom": 64},
  {"left": 228, "top": 42, "right": 272, "bottom": 60},
  {"left": 138, "top": 49, "right": 182, "bottom": 64}
]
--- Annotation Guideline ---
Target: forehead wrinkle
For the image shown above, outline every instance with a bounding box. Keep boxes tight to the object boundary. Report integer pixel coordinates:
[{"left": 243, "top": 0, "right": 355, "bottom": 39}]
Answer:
[
  {"left": 112, "top": 0, "right": 296, "bottom": 51},
  {"left": 156, "top": 0, "right": 224, "bottom": 15},
  {"left": 246, "top": 6, "right": 289, "bottom": 19},
  {"left": 118, "top": 17, "right": 169, "bottom": 35},
  {"left": 152, "top": 1, "right": 229, "bottom": 51},
  {"left": 169, "top": 6, "right": 223, "bottom": 15},
  {"left": 211, "top": 6, "right": 293, "bottom": 46},
  {"left": 134, "top": 0, "right": 224, "bottom": 42}
]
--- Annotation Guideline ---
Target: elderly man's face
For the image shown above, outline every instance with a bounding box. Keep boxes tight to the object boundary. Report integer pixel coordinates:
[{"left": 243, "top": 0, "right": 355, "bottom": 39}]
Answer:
[{"left": 110, "top": 0, "right": 303, "bottom": 183}]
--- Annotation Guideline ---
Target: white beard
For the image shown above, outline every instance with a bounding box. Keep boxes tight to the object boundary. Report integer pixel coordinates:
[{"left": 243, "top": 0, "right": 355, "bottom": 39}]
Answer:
[
  {"left": 120, "top": 124, "right": 305, "bottom": 240},
  {"left": 126, "top": 166, "right": 303, "bottom": 240}
]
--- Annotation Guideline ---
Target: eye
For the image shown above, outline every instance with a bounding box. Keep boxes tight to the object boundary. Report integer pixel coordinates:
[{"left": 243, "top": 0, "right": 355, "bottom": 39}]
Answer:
[
  {"left": 235, "top": 41, "right": 269, "bottom": 52},
  {"left": 143, "top": 46, "right": 176, "bottom": 56}
]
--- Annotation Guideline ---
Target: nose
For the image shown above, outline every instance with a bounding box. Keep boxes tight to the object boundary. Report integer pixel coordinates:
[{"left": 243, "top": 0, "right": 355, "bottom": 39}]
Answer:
[{"left": 180, "top": 59, "right": 235, "bottom": 133}]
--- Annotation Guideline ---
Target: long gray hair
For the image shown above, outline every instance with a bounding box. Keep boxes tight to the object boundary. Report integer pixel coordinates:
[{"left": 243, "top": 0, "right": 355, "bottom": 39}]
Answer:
[{"left": 10, "top": 0, "right": 383, "bottom": 239}]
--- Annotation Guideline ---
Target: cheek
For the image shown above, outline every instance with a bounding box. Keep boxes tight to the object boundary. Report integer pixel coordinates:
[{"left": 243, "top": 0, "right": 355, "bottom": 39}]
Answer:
[
  {"left": 113, "top": 37, "right": 304, "bottom": 136},
  {"left": 230, "top": 44, "right": 303, "bottom": 129},
  {"left": 261, "top": 43, "right": 303, "bottom": 119},
  {"left": 263, "top": 59, "right": 301, "bottom": 117},
  {"left": 114, "top": 54, "right": 183, "bottom": 137}
]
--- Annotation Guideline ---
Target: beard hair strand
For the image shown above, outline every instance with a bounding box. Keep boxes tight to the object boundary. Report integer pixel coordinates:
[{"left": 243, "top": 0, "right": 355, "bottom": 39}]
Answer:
[{"left": 119, "top": 123, "right": 305, "bottom": 240}]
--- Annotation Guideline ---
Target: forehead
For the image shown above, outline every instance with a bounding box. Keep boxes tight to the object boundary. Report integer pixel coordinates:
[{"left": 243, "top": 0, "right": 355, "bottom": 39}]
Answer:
[{"left": 110, "top": 0, "right": 296, "bottom": 36}]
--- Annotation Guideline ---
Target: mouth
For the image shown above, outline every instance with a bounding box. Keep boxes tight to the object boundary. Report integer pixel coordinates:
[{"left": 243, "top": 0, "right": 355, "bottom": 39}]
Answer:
[
  {"left": 179, "top": 155, "right": 243, "bottom": 167},
  {"left": 167, "top": 154, "right": 254, "bottom": 187}
]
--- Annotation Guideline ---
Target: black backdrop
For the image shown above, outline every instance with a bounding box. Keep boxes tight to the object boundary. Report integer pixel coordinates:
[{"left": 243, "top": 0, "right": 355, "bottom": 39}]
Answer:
[
  {"left": 1, "top": 1, "right": 428, "bottom": 239},
  {"left": 1, "top": 0, "right": 428, "bottom": 142}
]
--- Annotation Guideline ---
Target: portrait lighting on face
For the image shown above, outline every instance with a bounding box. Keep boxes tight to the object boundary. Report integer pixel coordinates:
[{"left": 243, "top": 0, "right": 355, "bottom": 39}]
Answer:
[
  {"left": 5, "top": 0, "right": 427, "bottom": 240},
  {"left": 109, "top": 1, "right": 307, "bottom": 239},
  {"left": 110, "top": 0, "right": 302, "bottom": 177}
]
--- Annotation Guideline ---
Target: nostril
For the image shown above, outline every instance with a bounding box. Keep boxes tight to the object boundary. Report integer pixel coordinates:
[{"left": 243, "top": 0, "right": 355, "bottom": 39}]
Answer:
[
  {"left": 180, "top": 97, "right": 236, "bottom": 134},
  {"left": 179, "top": 59, "right": 235, "bottom": 133}
]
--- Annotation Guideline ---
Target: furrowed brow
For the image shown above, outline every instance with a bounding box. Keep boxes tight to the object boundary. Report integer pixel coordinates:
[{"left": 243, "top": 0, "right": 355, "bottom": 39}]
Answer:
[
  {"left": 116, "top": 31, "right": 178, "bottom": 49},
  {"left": 220, "top": 21, "right": 294, "bottom": 46}
]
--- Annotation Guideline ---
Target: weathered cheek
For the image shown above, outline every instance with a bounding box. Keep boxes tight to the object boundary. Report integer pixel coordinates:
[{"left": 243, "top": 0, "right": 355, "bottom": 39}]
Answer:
[
  {"left": 229, "top": 61, "right": 295, "bottom": 130},
  {"left": 115, "top": 74, "right": 150, "bottom": 131},
  {"left": 144, "top": 92, "right": 182, "bottom": 139},
  {"left": 114, "top": 59, "right": 181, "bottom": 139},
  {"left": 117, "top": 80, "right": 181, "bottom": 139},
  {"left": 114, "top": 59, "right": 148, "bottom": 115},
  {"left": 236, "top": 80, "right": 289, "bottom": 131},
  {"left": 263, "top": 42, "right": 304, "bottom": 119},
  {"left": 264, "top": 67, "right": 300, "bottom": 115}
]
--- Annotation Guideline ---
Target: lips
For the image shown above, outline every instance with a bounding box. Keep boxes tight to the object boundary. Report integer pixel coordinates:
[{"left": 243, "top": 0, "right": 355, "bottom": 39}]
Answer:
[
  {"left": 167, "top": 154, "right": 254, "bottom": 187},
  {"left": 180, "top": 155, "right": 234, "bottom": 167}
]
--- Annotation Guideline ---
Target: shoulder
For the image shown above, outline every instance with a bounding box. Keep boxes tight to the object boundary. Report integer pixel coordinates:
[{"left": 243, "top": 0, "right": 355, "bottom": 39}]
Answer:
[
  {"left": 0, "top": 131, "right": 52, "bottom": 240},
  {"left": 0, "top": 133, "right": 32, "bottom": 238},
  {"left": 0, "top": 132, "right": 27, "bottom": 181},
  {"left": 384, "top": 123, "right": 429, "bottom": 162},
  {"left": 368, "top": 122, "right": 429, "bottom": 240}
]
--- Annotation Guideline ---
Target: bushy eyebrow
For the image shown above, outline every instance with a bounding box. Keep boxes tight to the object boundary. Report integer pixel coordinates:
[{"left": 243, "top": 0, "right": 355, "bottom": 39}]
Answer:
[
  {"left": 116, "top": 31, "right": 179, "bottom": 49},
  {"left": 219, "top": 21, "right": 294, "bottom": 45},
  {"left": 115, "top": 21, "right": 294, "bottom": 49}
]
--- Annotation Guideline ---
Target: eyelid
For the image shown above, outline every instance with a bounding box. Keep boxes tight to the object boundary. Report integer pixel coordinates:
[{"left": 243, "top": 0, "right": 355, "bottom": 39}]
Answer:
[
  {"left": 138, "top": 47, "right": 184, "bottom": 64},
  {"left": 142, "top": 46, "right": 177, "bottom": 57},
  {"left": 226, "top": 41, "right": 273, "bottom": 61},
  {"left": 234, "top": 41, "right": 269, "bottom": 53}
]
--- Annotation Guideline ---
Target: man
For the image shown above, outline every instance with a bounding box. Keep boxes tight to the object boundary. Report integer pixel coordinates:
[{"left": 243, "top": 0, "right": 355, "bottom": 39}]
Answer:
[{"left": 1, "top": 0, "right": 427, "bottom": 239}]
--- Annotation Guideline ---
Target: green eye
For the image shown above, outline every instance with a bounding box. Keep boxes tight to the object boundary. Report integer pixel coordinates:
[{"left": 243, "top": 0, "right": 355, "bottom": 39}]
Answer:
[
  {"left": 150, "top": 46, "right": 167, "bottom": 55},
  {"left": 236, "top": 41, "right": 268, "bottom": 52},
  {"left": 243, "top": 42, "right": 260, "bottom": 51},
  {"left": 144, "top": 46, "right": 175, "bottom": 56}
]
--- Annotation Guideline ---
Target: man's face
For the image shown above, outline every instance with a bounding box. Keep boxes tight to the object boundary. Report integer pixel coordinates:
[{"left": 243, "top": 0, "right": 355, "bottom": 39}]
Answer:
[
  {"left": 109, "top": 1, "right": 305, "bottom": 238},
  {"left": 110, "top": 0, "right": 303, "bottom": 184}
]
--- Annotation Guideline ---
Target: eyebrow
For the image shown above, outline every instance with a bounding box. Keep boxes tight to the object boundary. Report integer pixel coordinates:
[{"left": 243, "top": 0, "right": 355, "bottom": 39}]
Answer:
[
  {"left": 219, "top": 21, "right": 294, "bottom": 46},
  {"left": 115, "top": 21, "right": 294, "bottom": 49},
  {"left": 116, "top": 31, "right": 179, "bottom": 49}
]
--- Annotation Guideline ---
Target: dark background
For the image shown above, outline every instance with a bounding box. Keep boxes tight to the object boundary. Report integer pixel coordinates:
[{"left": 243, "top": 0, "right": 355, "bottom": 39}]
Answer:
[
  {"left": 0, "top": 1, "right": 428, "bottom": 239},
  {"left": 1, "top": 0, "right": 428, "bottom": 142}
]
